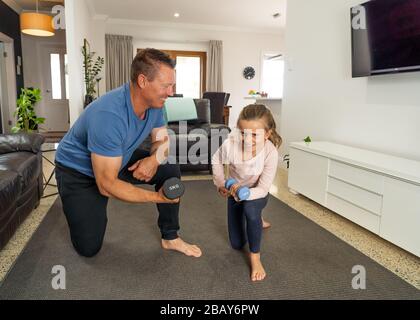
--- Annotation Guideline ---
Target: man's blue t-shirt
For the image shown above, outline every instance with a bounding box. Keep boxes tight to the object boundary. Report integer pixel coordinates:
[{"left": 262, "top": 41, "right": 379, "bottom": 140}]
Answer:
[{"left": 55, "top": 82, "right": 166, "bottom": 177}]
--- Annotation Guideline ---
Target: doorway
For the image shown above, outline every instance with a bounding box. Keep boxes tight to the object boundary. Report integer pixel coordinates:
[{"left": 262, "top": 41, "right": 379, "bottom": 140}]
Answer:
[
  {"left": 0, "top": 33, "right": 18, "bottom": 134},
  {"left": 39, "top": 44, "right": 69, "bottom": 132}
]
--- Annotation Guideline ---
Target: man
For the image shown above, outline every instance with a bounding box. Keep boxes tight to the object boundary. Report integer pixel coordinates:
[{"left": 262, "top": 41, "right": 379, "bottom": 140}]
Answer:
[{"left": 55, "top": 49, "right": 202, "bottom": 258}]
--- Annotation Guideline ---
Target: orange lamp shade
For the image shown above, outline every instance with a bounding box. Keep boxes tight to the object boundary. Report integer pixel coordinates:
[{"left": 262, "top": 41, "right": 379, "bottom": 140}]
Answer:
[{"left": 20, "top": 12, "right": 55, "bottom": 37}]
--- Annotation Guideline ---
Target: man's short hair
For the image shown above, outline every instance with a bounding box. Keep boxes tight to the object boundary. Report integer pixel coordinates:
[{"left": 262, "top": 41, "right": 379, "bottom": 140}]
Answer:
[{"left": 131, "top": 48, "right": 176, "bottom": 83}]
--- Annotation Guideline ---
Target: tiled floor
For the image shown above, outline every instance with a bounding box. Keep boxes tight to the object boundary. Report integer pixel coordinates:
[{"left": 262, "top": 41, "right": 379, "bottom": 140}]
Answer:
[{"left": 0, "top": 150, "right": 419, "bottom": 290}]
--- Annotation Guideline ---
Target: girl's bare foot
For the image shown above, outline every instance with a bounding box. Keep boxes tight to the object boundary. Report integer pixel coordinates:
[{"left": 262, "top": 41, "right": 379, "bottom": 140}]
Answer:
[
  {"left": 262, "top": 218, "right": 271, "bottom": 229},
  {"left": 249, "top": 253, "right": 266, "bottom": 282},
  {"left": 161, "top": 238, "right": 202, "bottom": 257}
]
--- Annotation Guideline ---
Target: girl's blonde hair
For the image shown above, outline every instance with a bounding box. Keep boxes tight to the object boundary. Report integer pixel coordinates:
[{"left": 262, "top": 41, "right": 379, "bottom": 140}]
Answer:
[{"left": 237, "top": 104, "right": 282, "bottom": 149}]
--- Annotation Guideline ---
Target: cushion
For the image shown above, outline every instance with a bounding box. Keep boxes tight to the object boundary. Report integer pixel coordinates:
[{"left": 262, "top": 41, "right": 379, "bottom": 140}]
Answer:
[
  {"left": 0, "top": 133, "right": 45, "bottom": 155},
  {"left": 163, "top": 98, "right": 198, "bottom": 123},
  {"left": 0, "top": 152, "right": 40, "bottom": 193}
]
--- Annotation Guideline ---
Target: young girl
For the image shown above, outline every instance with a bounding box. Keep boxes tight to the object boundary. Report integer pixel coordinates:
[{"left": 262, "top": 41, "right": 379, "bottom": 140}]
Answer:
[{"left": 212, "top": 104, "right": 281, "bottom": 282}]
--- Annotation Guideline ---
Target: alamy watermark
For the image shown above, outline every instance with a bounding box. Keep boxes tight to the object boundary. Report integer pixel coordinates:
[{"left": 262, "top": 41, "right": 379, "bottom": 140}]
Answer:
[
  {"left": 351, "top": 5, "right": 366, "bottom": 30},
  {"left": 352, "top": 265, "right": 366, "bottom": 290},
  {"left": 51, "top": 5, "right": 66, "bottom": 30},
  {"left": 51, "top": 265, "right": 66, "bottom": 290}
]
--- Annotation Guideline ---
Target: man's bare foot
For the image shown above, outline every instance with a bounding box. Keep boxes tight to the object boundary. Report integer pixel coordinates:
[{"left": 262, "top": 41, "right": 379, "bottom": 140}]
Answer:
[
  {"left": 262, "top": 218, "right": 271, "bottom": 229},
  {"left": 249, "top": 253, "right": 266, "bottom": 282},
  {"left": 161, "top": 238, "right": 202, "bottom": 257}
]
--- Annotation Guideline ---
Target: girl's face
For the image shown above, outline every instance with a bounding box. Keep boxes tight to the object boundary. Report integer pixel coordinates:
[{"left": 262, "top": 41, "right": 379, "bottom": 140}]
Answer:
[{"left": 238, "top": 119, "right": 271, "bottom": 150}]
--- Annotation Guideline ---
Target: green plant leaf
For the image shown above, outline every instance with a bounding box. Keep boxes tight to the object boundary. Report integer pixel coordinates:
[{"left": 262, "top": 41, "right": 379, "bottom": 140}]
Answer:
[
  {"left": 14, "top": 87, "right": 44, "bottom": 133},
  {"left": 303, "top": 136, "right": 312, "bottom": 143}
]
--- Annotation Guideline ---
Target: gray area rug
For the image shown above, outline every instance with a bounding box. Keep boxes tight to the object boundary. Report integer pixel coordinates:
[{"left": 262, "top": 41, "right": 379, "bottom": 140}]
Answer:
[{"left": 0, "top": 180, "right": 418, "bottom": 300}]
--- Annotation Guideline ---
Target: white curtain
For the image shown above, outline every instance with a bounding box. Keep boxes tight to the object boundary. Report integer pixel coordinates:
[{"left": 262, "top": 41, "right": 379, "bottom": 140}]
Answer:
[
  {"left": 105, "top": 34, "right": 133, "bottom": 91},
  {"left": 208, "top": 40, "right": 223, "bottom": 92}
]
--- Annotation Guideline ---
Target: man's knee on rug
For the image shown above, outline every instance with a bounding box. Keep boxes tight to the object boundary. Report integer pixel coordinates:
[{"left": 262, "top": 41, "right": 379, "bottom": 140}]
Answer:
[
  {"left": 154, "top": 163, "right": 181, "bottom": 190},
  {"left": 71, "top": 238, "right": 104, "bottom": 258}
]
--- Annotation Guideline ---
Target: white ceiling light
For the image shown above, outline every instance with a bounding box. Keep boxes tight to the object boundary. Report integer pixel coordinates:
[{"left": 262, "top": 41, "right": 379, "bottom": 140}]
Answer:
[{"left": 174, "top": 13, "right": 180, "bottom": 18}]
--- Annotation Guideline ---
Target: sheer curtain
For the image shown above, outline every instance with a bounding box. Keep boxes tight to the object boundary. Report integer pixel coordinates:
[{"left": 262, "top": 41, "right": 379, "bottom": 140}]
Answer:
[{"left": 105, "top": 34, "right": 133, "bottom": 91}]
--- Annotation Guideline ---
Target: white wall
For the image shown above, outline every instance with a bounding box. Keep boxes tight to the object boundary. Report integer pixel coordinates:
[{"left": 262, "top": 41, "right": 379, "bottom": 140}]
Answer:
[
  {"left": 21, "top": 30, "right": 67, "bottom": 131},
  {"left": 65, "top": 0, "right": 93, "bottom": 126},
  {"left": 90, "top": 17, "right": 106, "bottom": 98},
  {"left": 106, "top": 20, "right": 284, "bottom": 127},
  {"left": 281, "top": 0, "right": 420, "bottom": 163}
]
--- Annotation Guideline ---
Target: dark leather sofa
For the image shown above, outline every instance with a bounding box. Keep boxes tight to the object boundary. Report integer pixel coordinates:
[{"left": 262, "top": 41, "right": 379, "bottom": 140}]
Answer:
[
  {"left": 0, "top": 133, "right": 45, "bottom": 250},
  {"left": 140, "top": 98, "right": 230, "bottom": 173}
]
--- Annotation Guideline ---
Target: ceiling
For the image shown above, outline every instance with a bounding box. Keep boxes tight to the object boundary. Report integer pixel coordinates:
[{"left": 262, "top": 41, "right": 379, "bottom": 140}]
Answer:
[
  {"left": 89, "top": 0, "right": 286, "bottom": 32},
  {"left": 10, "top": 0, "right": 286, "bottom": 32},
  {"left": 12, "top": 0, "right": 64, "bottom": 11}
]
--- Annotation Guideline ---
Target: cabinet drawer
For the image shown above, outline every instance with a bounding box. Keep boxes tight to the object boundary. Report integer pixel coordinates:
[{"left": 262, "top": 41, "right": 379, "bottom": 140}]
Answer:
[
  {"left": 326, "top": 193, "right": 381, "bottom": 234},
  {"left": 329, "top": 160, "right": 384, "bottom": 194},
  {"left": 327, "top": 177, "right": 383, "bottom": 215}
]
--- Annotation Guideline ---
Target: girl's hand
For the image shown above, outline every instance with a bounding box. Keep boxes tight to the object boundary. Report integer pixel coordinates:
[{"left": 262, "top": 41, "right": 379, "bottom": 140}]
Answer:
[
  {"left": 230, "top": 184, "right": 241, "bottom": 202},
  {"left": 218, "top": 187, "right": 229, "bottom": 197}
]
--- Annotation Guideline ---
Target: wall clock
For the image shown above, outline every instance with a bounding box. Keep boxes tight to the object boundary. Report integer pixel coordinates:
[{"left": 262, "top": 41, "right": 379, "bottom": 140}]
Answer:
[{"left": 243, "top": 66, "right": 255, "bottom": 80}]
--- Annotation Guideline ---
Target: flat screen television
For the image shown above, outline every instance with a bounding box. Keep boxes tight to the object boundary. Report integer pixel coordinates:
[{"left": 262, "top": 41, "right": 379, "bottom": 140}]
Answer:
[{"left": 351, "top": 0, "right": 420, "bottom": 77}]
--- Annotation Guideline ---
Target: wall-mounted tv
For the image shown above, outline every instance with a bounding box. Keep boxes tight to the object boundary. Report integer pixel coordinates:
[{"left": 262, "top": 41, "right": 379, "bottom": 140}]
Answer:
[{"left": 351, "top": 0, "right": 420, "bottom": 77}]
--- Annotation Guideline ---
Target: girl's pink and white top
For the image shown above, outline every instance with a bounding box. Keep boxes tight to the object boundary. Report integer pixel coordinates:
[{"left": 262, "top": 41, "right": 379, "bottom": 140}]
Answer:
[{"left": 212, "top": 134, "right": 279, "bottom": 201}]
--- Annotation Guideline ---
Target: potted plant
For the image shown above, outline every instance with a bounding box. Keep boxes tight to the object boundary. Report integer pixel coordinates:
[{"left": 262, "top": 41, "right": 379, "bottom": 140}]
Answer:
[
  {"left": 82, "top": 39, "right": 104, "bottom": 108},
  {"left": 11, "top": 87, "right": 45, "bottom": 133},
  {"left": 304, "top": 136, "right": 312, "bottom": 145}
]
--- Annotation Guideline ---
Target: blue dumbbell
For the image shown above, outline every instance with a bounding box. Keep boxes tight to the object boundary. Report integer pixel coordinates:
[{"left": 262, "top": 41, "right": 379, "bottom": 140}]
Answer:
[{"left": 225, "top": 178, "right": 250, "bottom": 201}]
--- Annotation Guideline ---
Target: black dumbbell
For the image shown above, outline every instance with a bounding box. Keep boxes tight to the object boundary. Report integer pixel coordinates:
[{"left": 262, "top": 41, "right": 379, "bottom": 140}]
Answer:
[{"left": 162, "top": 177, "right": 185, "bottom": 200}]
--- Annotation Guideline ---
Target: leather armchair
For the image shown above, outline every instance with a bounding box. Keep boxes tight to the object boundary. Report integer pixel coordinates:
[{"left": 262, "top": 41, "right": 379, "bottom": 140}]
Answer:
[
  {"left": 0, "top": 133, "right": 45, "bottom": 250},
  {"left": 202, "top": 92, "right": 231, "bottom": 125}
]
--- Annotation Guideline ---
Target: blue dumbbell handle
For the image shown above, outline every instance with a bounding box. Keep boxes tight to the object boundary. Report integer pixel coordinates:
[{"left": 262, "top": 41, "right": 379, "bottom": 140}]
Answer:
[{"left": 225, "top": 178, "right": 250, "bottom": 201}]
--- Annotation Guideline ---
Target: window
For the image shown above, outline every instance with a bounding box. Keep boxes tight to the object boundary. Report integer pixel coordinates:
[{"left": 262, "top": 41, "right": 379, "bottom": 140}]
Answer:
[
  {"left": 50, "top": 54, "right": 62, "bottom": 99},
  {"left": 49, "top": 52, "right": 69, "bottom": 100},
  {"left": 175, "top": 56, "right": 201, "bottom": 98},
  {"left": 261, "top": 53, "right": 284, "bottom": 98},
  {"left": 137, "top": 49, "right": 207, "bottom": 98}
]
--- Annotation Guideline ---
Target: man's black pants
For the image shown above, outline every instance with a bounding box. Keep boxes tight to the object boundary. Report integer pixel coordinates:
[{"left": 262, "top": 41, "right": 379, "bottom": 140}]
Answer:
[{"left": 55, "top": 149, "right": 181, "bottom": 257}]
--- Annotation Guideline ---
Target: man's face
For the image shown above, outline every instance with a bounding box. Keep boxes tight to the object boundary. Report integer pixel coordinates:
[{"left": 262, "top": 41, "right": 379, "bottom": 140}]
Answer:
[{"left": 138, "top": 64, "right": 175, "bottom": 108}]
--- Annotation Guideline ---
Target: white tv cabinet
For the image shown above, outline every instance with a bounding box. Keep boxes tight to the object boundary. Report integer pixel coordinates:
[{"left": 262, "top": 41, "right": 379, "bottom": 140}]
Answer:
[{"left": 288, "top": 141, "right": 420, "bottom": 257}]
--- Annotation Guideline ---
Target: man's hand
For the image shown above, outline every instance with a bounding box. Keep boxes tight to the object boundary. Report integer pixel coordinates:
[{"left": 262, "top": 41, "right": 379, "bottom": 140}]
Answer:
[
  {"left": 157, "top": 187, "right": 180, "bottom": 204},
  {"left": 92, "top": 153, "right": 174, "bottom": 204},
  {"left": 128, "top": 155, "right": 159, "bottom": 182}
]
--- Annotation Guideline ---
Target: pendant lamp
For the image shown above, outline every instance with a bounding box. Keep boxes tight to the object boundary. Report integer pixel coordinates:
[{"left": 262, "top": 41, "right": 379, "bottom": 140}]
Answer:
[{"left": 20, "top": 0, "right": 54, "bottom": 37}]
